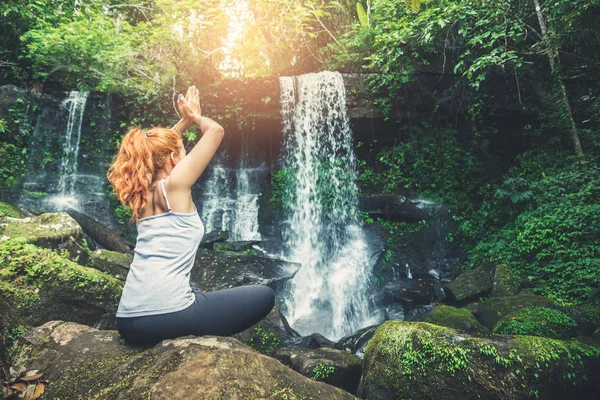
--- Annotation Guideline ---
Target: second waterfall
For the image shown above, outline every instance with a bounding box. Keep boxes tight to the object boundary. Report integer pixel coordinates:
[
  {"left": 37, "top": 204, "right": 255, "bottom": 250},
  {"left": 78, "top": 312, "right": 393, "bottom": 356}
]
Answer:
[{"left": 279, "top": 71, "right": 379, "bottom": 339}]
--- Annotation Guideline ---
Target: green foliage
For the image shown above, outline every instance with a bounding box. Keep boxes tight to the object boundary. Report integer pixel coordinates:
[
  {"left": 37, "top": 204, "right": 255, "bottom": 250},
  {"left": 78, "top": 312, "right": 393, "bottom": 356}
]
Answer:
[
  {"left": 493, "top": 307, "right": 578, "bottom": 339},
  {"left": 249, "top": 326, "right": 280, "bottom": 356},
  {"left": 114, "top": 204, "right": 133, "bottom": 226},
  {"left": 357, "top": 125, "right": 487, "bottom": 206},
  {"left": 311, "top": 361, "right": 335, "bottom": 381},
  {"left": 6, "top": 325, "right": 28, "bottom": 358},
  {"left": 462, "top": 154, "right": 600, "bottom": 305}
]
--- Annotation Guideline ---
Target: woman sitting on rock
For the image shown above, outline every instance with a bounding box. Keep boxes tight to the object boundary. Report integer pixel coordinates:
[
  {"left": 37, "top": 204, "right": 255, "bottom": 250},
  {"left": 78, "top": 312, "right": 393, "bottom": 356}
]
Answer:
[{"left": 107, "top": 85, "right": 274, "bottom": 346}]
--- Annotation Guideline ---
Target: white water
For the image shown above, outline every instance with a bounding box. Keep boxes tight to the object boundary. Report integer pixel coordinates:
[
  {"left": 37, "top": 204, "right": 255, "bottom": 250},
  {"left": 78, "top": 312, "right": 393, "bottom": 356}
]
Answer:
[
  {"left": 199, "top": 158, "right": 265, "bottom": 241},
  {"left": 57, "top": 91, "right": 89, "bottom": 197},
  {"left": 279, "top": 71, "right": 379, "bottom": 339}
]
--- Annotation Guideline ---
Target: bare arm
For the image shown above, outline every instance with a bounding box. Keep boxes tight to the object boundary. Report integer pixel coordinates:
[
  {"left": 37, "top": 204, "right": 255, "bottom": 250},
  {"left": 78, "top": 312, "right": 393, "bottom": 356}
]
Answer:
[{"left": 169, "top": 86, "right": 224, "bottom": 190}]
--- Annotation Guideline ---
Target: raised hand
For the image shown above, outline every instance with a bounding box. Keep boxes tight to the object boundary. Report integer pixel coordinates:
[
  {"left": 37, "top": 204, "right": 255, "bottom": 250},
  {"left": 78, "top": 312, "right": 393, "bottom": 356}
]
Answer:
[{"left": 177, "top": 85, "right": 202, "bottom": 121}]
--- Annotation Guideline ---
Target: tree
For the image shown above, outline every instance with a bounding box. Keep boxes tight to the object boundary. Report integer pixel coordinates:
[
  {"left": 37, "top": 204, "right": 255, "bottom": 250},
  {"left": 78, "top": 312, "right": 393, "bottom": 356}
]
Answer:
[{"left": 531, "top": 0, "right": 583, "bottom": 157}]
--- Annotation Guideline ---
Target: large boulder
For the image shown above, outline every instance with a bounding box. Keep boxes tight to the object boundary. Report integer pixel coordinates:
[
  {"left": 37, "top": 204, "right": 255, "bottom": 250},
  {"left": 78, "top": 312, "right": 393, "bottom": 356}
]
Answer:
[
  {"left": 190, "top": 249, "right": 301, "bottom": 292},
  {"left": 7, "top": 320, "right": 357, "bottom": 399},
  {"left": 0, "top": 212, "right": 91, "bottom": 266},
  {"left": 0, "top": 239, "right": 122, "bottom": 330},
  {"left": 425, "top": 305, "right": 489, "bottom": 334},
  {"left": 234, "top": 307, "right": 300, "bottom": 356},
  {"left": 274, "top": 346, "right": 362, "bottom": 394},
  {"left": 360, "top": 320, "right": 600, "bottom": 400},
  {"left": 444, "top": 263, "right": 495, "bottom": 302},
  {"left": 474, "top": 293, "right": 555, "bottom": 331}
]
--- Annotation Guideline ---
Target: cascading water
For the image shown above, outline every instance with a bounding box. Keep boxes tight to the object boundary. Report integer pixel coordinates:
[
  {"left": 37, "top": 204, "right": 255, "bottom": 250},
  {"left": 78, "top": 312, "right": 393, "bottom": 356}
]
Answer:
[
  {"left": 279, "top": 71, "right": 379, "bottom": 339},
  {"left": 55, "top": 91, "right": 89, "bottom": 206},
  {"left": 198, "top": 157, "right": 265, "bottom": 241}
]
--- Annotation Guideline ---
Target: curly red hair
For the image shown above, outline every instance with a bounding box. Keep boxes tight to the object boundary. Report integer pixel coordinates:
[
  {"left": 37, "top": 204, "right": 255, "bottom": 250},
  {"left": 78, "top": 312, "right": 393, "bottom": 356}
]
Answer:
[{"left": 107, "top": 126, "right": 182, "bottom": 223}]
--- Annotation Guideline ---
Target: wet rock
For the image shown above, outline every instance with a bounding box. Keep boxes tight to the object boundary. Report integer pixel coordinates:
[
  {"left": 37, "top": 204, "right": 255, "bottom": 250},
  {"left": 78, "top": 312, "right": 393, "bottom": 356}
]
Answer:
[
  {"left": 234, "top": 307, "right": 300, "bottom": 356},
  {"left": 383, "top": 278, "right": 436, "bottom": 307},
  {"left": 289, "top": 333, "right": 337, "bottom": 349},
  {"left": 89, "top": 249, "right": 133, "bottom": 280},
  {"left": 274, "top": 346, "right": 362, "bottom": 394},
  {"left": 361, "top": 320, "right": 600, "bottom": 400},
  {"left": 8, "top": 321, "right": 357, "bottom": 399},
  {"left": 213, "top": 240, "right": 262, "bottom": 252},
  {"left": 425, "top": 305, "right": 489, "bottom": 334},
  {"left": 335, "top": 324, "right": 379, "bottom": 358},
  {"left": 199, "top": 230, "right": 229, "bottom": 248},
  {"left": 190, "top": 249, "right": 300, "bottom": 292},
  {"left": 358, "top": 194, "right": 430, "bottom": 222},
  {"left": 444, "top": 262, "right": 495, "bottom": 302}
]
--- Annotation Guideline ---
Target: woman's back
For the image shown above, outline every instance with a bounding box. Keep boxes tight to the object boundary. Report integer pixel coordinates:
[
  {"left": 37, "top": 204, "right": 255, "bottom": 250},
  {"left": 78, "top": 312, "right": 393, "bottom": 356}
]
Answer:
[{"left": 116, "top": 178, "right": 205, "bottom": 318}]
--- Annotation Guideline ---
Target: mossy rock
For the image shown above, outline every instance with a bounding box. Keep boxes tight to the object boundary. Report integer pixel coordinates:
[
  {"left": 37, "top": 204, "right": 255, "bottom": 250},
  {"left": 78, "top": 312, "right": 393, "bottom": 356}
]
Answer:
[
  {"left": 0, "top": 202, "right": 30, "bottom": 218},
  {"left": 491, "top": 263, "right": 521, "bottom": 297},
  {"left": 90, "top": 249, "right": 133, "bottom": 280},
  {"left": 444, "top": 263, "right": 495, "bottom": 302},
  {"left": 7, "top": 321, "right": 357, "bottom": 399},
  {"left": 425, "top": 305, "right": 489, "bottom": 334},
  {"left": 475, "top": 293, "right": 555, "bottom": 330},
  {"left": 0, "top": 212, "right": 91, "bottom": 265},
  {"left": 493, "top": 307, "right": 578, "bottom": 339},
  {"left": 361, "top": 320, "right": 600, "bottom": 400},
  {"left": 561, "top": 304, "right": 600, "bottom": 336},
  {"left": 0, "top": 239, "right": 122, "bottom": 330},
  {"left": 274, "top": 346, "right": 362, "bottom": 394}
]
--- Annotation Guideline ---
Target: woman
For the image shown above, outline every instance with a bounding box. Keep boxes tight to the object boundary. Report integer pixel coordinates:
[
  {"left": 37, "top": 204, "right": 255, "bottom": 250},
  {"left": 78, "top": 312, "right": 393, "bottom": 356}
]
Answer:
[{"left": 107, "top": 85, "right": 275, "bottom": 347}]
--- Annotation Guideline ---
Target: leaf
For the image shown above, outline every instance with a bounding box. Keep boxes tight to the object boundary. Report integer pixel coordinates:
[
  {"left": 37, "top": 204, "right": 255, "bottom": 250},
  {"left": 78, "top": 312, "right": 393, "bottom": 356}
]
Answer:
[
  {"left": 32, "top": 383, "right": 45, "bottom": 400},
  {"left": 20, "top": 373, "right": 44, "bottom": 382},
  {"left": 356, "top": 3, "right": 368, "bottom": 28}
]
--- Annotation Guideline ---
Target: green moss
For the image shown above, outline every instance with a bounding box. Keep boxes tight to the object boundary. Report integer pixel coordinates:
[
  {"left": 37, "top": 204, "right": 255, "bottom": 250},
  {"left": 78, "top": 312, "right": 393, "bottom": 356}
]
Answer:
[
  {"left": 0, "top": 212, "right": 81, "bottom": 244},
  {"left": 476, "top": 293, "right": 555, "bottom": 330},
  {"left": 363, "top": 320, "right": 600, "bottom": 399},
  {"left": 426, "top": 305, "right": 489, "bottom": 334},
  {"left": 0, "top": 239, "right": 121, "bottom": 299},
  {"left": 0, "top": 239, "right": 122, "bottom": 326},
  {"left": 492, "top": 263, "right": 521, "bottom": 297},
  {"left": 493, "top": 307, "right": 578, "bottom": 338},
  {"left": 0, "top": 202, "right": 26, "bottom": 218}
]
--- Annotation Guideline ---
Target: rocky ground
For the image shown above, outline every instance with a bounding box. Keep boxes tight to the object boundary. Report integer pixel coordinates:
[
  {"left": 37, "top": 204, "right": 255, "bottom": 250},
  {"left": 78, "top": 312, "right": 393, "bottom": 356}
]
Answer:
[{"left": 1, "top": 201, "right": 599, "bottom": 399}]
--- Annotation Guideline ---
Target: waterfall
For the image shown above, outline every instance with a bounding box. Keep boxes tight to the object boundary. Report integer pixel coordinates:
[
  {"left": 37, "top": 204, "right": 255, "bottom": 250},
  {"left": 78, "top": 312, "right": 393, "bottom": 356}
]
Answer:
[
  {"left": 279, "top": 71, "right": 379, "bottom": 339},
  {"left": 198, "top": 158, "right": 265, "bottom": 241},
  {"left": 56, "top": 91, "right": 89, "bottom": 203}
]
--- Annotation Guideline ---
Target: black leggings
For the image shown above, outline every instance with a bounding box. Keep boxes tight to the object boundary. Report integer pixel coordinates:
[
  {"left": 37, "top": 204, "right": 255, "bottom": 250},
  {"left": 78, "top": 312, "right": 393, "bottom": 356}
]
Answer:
[{"left": 116, "top": 285, "right": 275, "bottom": 347}]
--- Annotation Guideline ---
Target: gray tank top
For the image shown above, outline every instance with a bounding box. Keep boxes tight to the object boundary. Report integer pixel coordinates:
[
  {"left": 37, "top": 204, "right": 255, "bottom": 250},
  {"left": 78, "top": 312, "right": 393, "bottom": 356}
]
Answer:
[{"left": 116, "top": 178, "right": 204, "bottom": 318}]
